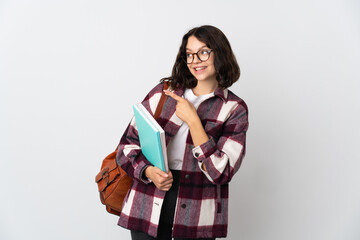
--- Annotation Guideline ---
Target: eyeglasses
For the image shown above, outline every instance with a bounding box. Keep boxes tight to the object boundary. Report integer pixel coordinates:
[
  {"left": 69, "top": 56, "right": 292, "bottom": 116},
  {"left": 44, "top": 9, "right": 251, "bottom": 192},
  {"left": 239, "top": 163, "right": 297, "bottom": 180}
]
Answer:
[{"left": 183, "top": 49, "right": 213, "bottom": 64}]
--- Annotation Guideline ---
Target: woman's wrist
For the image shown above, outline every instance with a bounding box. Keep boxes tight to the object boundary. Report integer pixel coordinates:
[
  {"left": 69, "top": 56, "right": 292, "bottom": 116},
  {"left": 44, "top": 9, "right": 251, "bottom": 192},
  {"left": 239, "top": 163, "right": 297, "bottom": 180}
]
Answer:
[
  {"left": 188, "top": 117, "right": 209, "bottom": 147},
  {"left": 187, "top": 115, "right": 201, "bottom": 129},
  {"left": 144, "top": 166, "right": 153, "bottom": 179}
]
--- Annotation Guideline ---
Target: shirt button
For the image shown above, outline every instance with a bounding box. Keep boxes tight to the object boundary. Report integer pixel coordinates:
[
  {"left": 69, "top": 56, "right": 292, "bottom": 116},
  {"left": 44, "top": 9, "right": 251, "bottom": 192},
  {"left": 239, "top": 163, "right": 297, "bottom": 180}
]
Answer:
[
  {"left": 195, "top": 152, "right": 200, "bottom": 157},
  {"left": 181, "top": 204, "right": 186, "bottom": 209},
  {"left": 185, "top": 174, "right": 190, "bottom": 179}
]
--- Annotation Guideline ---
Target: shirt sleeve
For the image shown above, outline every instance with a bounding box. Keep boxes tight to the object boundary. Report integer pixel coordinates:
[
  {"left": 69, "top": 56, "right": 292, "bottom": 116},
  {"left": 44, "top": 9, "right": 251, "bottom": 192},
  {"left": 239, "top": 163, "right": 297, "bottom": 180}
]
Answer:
[{"left": 192, "top": 102, "right": 249, "bottom": 184}]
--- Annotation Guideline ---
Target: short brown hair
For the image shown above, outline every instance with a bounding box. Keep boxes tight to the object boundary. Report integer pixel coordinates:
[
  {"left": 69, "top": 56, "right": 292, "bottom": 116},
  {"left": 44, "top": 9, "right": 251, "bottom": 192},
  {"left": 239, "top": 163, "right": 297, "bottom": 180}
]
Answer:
[{"left": 161, "top": 25, "right": 240, "bottom": 89}]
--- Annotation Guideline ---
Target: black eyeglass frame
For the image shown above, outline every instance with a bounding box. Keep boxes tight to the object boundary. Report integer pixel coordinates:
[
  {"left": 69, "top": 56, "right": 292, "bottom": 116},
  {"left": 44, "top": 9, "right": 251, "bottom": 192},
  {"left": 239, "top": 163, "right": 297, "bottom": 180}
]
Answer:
[{"left": 182, "top": 49, "right": 213, "bottom": 64}]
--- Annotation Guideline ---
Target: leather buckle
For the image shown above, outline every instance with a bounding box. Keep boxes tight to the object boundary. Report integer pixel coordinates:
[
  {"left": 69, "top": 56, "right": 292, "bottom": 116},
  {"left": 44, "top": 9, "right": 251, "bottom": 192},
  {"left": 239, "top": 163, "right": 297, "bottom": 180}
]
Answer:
[{"left": 102, "top": 169, "right": 109, "bottom": 185}]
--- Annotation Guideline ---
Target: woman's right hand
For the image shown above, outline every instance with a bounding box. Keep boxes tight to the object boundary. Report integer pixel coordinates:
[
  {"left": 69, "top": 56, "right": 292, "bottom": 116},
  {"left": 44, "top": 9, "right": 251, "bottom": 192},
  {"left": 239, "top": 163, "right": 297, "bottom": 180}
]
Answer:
[{"left": 144, "top": 166, "right": 173, "bottom": 191}]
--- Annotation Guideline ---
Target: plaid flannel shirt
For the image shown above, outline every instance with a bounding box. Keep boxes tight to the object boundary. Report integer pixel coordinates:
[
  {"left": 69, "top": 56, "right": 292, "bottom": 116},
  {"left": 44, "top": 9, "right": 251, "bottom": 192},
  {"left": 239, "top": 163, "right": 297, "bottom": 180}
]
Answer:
[{"left": 116, "top": 82, "right": 249, "bottom": 238}]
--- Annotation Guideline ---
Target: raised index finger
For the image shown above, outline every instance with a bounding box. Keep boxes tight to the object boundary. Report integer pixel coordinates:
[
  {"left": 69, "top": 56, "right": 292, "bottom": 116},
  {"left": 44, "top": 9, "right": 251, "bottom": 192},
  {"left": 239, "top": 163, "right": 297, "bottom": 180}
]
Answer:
[{"left": 163, "top": 90, "right": 184, "bottom": 102}]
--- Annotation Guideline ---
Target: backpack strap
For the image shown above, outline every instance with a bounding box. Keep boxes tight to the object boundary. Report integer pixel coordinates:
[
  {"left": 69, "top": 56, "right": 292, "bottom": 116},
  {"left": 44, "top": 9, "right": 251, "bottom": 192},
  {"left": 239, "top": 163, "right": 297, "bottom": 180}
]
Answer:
[{"left": 154, "top": 81, "right": 169, "bottom": 120}]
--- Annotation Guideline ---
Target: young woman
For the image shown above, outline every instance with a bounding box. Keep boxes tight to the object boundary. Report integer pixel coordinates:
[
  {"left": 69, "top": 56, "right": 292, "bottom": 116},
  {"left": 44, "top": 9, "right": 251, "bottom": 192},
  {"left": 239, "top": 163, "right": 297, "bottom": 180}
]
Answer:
[{"left": 116, "top": 25, "right": 249, "bottom": 240}]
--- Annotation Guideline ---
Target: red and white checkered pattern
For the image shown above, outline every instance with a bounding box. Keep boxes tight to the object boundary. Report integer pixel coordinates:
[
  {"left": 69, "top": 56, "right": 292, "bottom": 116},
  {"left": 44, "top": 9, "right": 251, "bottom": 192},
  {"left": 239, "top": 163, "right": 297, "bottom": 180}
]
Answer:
[{"left": 116, "top": 82, "right": 249, "bottom": 238}]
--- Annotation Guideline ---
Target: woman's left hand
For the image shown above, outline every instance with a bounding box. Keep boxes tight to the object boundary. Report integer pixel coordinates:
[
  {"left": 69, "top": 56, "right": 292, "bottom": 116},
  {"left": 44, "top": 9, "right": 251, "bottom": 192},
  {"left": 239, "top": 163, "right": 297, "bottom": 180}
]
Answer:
[{"left": 164, "top": 90, "right": 199, "bottom": 126}]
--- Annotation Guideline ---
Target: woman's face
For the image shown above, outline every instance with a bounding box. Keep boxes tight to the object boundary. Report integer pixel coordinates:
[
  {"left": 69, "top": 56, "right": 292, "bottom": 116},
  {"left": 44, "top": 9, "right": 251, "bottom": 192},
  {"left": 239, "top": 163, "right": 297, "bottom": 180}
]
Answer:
[{"left": 185, "top": 36, "right": 217, "bottom": 85}]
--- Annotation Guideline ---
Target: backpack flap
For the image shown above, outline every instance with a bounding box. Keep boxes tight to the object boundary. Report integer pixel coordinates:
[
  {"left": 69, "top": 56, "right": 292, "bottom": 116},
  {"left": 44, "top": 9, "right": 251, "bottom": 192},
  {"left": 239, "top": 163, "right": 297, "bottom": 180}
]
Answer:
[{"left": 95, "top": 154, "right": 120, "bottom": 193}]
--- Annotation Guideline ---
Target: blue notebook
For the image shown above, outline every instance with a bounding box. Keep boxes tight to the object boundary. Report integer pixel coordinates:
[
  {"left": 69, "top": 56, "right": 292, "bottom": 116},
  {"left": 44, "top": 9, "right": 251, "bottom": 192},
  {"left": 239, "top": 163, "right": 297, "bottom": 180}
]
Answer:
[{"left": 133, "top": 103, "right": 169, "bottom": 173}]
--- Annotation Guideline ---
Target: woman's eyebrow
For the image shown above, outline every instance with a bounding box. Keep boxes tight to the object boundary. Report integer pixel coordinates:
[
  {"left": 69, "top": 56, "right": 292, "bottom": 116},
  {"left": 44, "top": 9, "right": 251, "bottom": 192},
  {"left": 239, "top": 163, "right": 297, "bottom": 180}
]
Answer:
[{"left": 186, "top": 45, "right": 208, "bottom": 52}]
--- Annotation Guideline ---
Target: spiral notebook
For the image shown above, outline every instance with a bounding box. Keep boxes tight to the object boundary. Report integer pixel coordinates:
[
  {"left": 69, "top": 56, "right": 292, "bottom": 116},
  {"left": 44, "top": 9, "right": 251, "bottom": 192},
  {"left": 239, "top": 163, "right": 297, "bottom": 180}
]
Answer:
[{"left": 133, "top": 103, "right": 169, "bottom": 172}]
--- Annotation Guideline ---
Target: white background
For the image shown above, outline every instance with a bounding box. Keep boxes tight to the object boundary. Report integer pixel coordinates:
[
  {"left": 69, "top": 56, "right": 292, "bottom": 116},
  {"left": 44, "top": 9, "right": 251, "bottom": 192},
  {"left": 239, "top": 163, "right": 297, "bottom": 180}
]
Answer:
[{"left": 1, "top": 0, "right": 359, "bottom": 239}]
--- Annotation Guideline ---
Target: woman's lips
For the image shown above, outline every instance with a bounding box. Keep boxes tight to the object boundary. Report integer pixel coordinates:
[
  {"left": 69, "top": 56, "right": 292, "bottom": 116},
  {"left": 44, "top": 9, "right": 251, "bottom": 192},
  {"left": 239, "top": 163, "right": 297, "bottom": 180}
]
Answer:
[{"left": 193, "top": 66, "right": 207, "bottom": 73}]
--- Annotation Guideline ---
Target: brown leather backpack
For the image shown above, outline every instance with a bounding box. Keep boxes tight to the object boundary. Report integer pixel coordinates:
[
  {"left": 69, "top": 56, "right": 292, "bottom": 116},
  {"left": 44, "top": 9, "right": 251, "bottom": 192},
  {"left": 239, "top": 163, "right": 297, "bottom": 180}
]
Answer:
[{"left": 95, "top": 82, "right": 168, "bottom": 215}]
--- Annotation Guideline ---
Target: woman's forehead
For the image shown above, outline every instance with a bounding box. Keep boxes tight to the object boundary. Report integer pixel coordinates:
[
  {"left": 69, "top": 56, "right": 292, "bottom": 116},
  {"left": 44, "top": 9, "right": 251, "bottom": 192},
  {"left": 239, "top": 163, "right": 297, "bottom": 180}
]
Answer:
[{"left": 186, "top": 36, "right": 207, "bottom": 52}]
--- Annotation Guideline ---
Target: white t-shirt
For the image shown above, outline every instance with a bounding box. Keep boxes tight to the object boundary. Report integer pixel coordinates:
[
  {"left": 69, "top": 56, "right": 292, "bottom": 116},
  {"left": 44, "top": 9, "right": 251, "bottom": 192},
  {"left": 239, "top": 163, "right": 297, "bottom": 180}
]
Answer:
[{"left": 167, "top": 88, "right": 214, "bottom": 170}]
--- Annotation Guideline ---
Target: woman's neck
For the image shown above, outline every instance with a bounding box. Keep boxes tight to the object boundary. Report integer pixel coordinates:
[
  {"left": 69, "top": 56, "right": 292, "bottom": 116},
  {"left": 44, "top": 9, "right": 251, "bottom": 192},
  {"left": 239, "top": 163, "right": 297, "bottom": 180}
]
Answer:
[{"left": 192, "top": 80, "right": 218, "bottom": 96}]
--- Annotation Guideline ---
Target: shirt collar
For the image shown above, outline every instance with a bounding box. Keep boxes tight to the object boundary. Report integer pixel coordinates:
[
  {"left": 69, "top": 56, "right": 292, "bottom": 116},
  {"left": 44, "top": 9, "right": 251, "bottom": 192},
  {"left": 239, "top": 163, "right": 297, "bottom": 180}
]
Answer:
[{"left": 214, "top": 87, "right": 229, "bottom": 103}]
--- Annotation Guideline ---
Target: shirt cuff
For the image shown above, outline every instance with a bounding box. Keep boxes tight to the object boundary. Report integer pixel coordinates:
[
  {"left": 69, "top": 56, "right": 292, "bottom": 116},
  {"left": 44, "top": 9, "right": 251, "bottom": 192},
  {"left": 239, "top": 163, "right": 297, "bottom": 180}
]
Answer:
[
  {"left": 192, "top": 137, "right": 217, "bottom": 162},
  {"left": 134, "top": 155, "right": 153, "bottom": 184},
  {"left": 197, "top": 162, "right": 215, "bottom": 183},
  {"left": 141, "top": 165, "right": 153, "bottom": 183}
]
